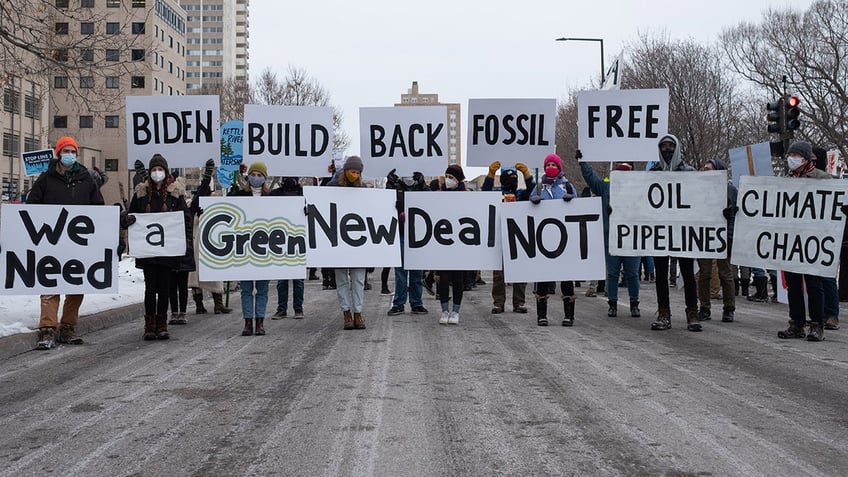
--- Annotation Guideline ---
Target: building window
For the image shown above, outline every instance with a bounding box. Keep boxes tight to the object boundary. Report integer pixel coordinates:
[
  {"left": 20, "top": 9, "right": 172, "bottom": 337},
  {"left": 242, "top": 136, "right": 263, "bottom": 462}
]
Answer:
[
  {"left": 23, "top": 96, "right": 40, "bottom": 119},
  {"left": 132, "top": 0, "right": 146, "bottom": 7},
  {"left": 168, "top": 86, "right": 173, "bottom": 95},
  {"left": 107, "top": 0, "right": 120, "bottom": 7},
  {"left": 79, "top": 77, "right": 94, "bottom": 89},
  {"left": 80, "top": 22, "right": 94, "bottom": 35},
  {"left": 80, "top": 49, "right": 94, "bottom": 62},
  {"left": 132, "top": 22, "right": 145, "bottom": 34},
  {"left": 106, "top": 22, "right": 120, "bottom": 34},
  {"left": 55, "top": 23, "right": 69, "bottom": 35},
  {"left": 53, "top": 116, "right": 68, "bottom": 128},
  {"left": 131, "top": 76, "right": 145, "bottom": 88},
  {"left": 55, "top": 0, "right": 69, "bottom": 7},
  {"left": 168, "top": 36, "right": 173, "bottom": 48},
  {"left": 105, "top": 159, "right": 119, "bottom": 172},
  {"left": 79, "top": 116, "right": 94, "bottom": 128},
  {"left": 168, "top": 61, "right": 173, "bottom": 73},
  {"left": 3, "top": 88, "right": 20, "bottom": 113},
  {"left": 131, "top": 49, "right": 145, "bottom": 61},
  {"left": 106, "top": 76, "right": 120, "bottom": 89},
  {"left": 105, "top": 116, "right": 120, "bottom": 128},
  {"left": 81, "top": 0, "right": 94, "bottom": 7},
  {"left": 2, "top": 133, "right": 20, "bottom": 157},
  {"left": 24, "top": 136, "right": 40, "bottom": 152},
  {"left": 54, "top": 76, "right": 68, "bottom": 89},
  {"left": 105, "top": 49, "right": 120, "bottom": 61}
]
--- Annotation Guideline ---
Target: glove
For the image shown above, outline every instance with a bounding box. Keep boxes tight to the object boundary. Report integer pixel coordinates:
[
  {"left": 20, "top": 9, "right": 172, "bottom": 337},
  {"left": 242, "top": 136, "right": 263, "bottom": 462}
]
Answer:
[
  {"left": 723, "top": 205, "right": 739, "bottom": 220},
  {"left": 488, "top": 161, "right": 501, "bottom": 177},
  {"left": 327, "top": 161, "right": 336, "bottom": 173},
  {"left": 203, "top": 158, "right": 215, "bottom": 182},
  {"left": 562, "top": 194, "right": 573, "bottom": 202},
  {"left": 515, "top": 162, "right": 530, "bottom": 178},
  {"left": 575, "top": 149, "right": 583, "bottom": 160},
  {"left": 530, "top": 195, "right": 541, "bottom": 205},
  {"left": 124, "top": 214, "right": 136, "bottom": 227},
  {"left": 386, "top": 168, "right": 399, "bottom": 189},
  {"left": 134, "top": 160, "right": 148, "bottom": 181},
  {"left": 239, "top": 163, "right": 247, "bottom": 175}
]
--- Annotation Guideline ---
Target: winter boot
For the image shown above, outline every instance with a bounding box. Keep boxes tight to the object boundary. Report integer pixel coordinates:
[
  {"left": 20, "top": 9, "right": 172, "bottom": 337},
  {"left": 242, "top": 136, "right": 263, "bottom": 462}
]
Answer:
[
  {"left": 747, "top": 276, "right": 768, "bottom": 303},
  {"left": 685, "top": 307, "right": 702, "bottom": 331},
  {"left": 254, "top": 318, "right": 266, "bottom": 335},
  {"left": 343, "top": 310, "right": 354, "bottom": 330},
  {"left": 143, "top": 315, "right": 157, "bottom": 341},
  {"left": 169, "top": 312, "right": 187, "bottom": 325},
  {"left": 353, "top": 312, "right": 366, "bottom": 330},
  {"left": 193, "top": 290, "right": 207, "bottom": 314},
  {"left": 651, "top": 308, "right": 671, "bottom": 331},
  {"left": 721, "top": 309, "right": 735, "bottom": 322},
  {"left": 57, "top": 324, "right": 84, "bottom": 345},
  {"left": 607, "top": 300, "right": 618, "bottom": 317},
  {"left": 213, "top": 293, "right": 232, "bottom": 314},
  {"left": 562, "top": 297, "right": 575, "bottom": 327},
  {"left": 777, "top": 320, "right": 806, "bottom": 339},
  {"left": 698, "top": 307, "right": 712, "bottom": 321},
  {"left": 536, "top": 298, "right": 548, "bottom": 326},
  {"left": 824, "top": 317, "right": 840, "bottom": 330},
  {"left": 806, "top": 322, "right": 825, "bottom": 342},
  {"left": 155, "top": 314, "right": 170, "bottom": 340},
  {"left": 242, "top": 318, "right": 254, "bottom": 336},
  {"left": 35, "top": 327, "right": 57, "bottom": 350},
  {"left": 630, "top": 301, "right": 641, "bottom": 317}
]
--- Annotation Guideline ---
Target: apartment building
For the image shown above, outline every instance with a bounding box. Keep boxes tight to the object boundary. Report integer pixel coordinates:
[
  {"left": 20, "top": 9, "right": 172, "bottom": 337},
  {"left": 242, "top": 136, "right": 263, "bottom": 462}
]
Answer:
[
  {"left": 395, "top": 81, "right": 461, "bottom": 168},
  {"left": 182, "top": 0, "right": 250, "bottom": 93}
]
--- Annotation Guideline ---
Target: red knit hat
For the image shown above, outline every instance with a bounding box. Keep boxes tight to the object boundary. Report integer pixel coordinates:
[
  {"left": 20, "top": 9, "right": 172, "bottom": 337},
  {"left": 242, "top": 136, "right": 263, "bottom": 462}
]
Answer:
[
  {"left": 54, "top": 136, "right": 79, "bottom": 156},
  {"left": 544, "top": 153, "right": 562, "bottom": 171},
  {"left": 614, "top": 163, "right": 633, "bottom": 171}
]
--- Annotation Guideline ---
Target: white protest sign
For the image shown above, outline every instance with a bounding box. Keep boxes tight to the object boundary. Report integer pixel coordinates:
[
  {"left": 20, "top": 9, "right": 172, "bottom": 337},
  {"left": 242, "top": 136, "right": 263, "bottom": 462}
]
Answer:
[
  {"left": 0, "top": 204, "right": 119, "bottom": 294},
  {"left": 243, "top": 104, "right": 334, "bottom": 177},
  {"left": 601, "top": 53, "right": 623, "bottom": 90},
  {"left": 402, "top": 191, "right": 502, "bottom": 270},
  {"left": 500, "top": 198, "right": 606, "bottom": 283},
  {"left": 303, "top": 186, "right": 400, "bottom": 268},
  {"left": 198, "top": 196, "right": 308, "bottom": 281},
  {"left": 359, "top": 106, "right": 448, "bottom": 177},
  {"left": 728, "top": 142, "right": 773, "bottom": 187},
  {"left": 22, "top": 149, "right": 53, "bottom": 177},
  {"left": 465, "top": 98, "right": 557, "bottom": 167},
  {"left": 608, "top": 171, "right": 728, "bottom": 258},
  {"left": 126, "top": 95, "right": 220, "bottom": 169},
  {"left": 127, "top": 211, "right": 187, "bottom": 259},
  {"left": 577, "top": 88, "right": 669, "bottom": 162},
  {"left": 731, "top": 176, "right": 847, "bottom": 276}
]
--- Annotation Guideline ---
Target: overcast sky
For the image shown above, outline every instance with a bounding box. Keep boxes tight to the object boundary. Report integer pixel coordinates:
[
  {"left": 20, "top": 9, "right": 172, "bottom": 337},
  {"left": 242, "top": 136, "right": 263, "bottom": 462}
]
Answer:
[{"left": 249, "top": 0, "right": 813, "bottom": 174}]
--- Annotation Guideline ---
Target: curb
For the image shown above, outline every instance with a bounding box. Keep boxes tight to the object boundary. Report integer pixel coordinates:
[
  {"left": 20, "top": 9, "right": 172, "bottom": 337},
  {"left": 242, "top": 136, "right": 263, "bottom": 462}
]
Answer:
[{"left": 0, "top": 303, "right": 144, "bottom": 362}]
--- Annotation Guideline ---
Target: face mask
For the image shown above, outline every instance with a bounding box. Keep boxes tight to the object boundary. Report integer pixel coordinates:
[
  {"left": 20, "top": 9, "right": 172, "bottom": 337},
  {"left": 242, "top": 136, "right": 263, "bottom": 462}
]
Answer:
[
  {"left": 283, "top": 178, "right": 298, "bottom": 189},
  {"left": 661, "top": 150, "right": 674, "bottom": 162},
  {"left": 150, "top": 170, "right": 166, "bottom": 183},
  {"left": 60, "top": 153, "right": 77, "bottom": 167},
  {"left": 544, "top": 166, "right": 560, "bottom": 178},
  {"left": 787, "top": 155, "right": 805, "bottom": 171},
  {"left": 248, "top": 175, "right": 265, "bottom": 187},
  {"left": 444, "top": 178, "right": 458, "bottom": 189},
  {"left": 402, "top": 177, "right": 416, "bottom": 187},
  {"left": 344, "top": 171, "right": 360, "bottom": 183}
]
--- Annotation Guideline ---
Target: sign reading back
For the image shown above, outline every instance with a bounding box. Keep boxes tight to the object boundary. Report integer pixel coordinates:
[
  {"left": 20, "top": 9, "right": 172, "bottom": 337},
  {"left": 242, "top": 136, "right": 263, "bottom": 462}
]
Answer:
[{"left": 359, "top": 106, "right": 448, "bottom": 177}]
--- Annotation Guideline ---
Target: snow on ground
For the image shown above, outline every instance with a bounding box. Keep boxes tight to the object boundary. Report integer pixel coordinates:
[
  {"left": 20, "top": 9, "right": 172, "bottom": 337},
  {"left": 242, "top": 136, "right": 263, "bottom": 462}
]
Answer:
[{"left": 0, "top": 257, "right": 145, "bottom": 337}]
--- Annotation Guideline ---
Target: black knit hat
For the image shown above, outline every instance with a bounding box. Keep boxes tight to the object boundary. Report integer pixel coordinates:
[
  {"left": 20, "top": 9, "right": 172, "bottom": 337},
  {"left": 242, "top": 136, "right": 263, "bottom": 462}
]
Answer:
[
  {"left": 445, "top": 164, "right": 465, "bottom": 182},
  {"left": 343, "top": 155, "right": 363, "bottom": 172},
  {"left": 148, "top": 154, "right": 169, "bottom": 175}
]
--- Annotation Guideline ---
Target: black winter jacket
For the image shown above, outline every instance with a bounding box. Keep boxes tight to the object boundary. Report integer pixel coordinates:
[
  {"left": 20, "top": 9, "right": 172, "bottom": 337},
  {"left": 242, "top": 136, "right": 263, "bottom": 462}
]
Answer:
[{"left": 26, "top": 160, "right": 104, "bottom": 206}]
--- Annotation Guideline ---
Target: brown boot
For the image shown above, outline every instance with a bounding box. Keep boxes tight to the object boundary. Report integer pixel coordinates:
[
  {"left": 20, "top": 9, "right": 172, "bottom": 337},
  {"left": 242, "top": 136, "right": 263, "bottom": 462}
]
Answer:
[
  {"left": 143, "top": 315, "right": 156, "bottom": 341},
  {"left": 57, "top": 324, "right": 84, "bottom": 345},
  {"left": 685, "top": 307, "right": 702, "bottom": 332},
  {"left": 242, "top": 318, "right": 254, "bottom": 336},
  {"left": 343, "top": 310, "right": 354, "bottom": 330},
  {"left": 254, "top": 318, "right": 266, "bottom": 335},
  {"left": 353, "top": 312, "right": 366, "bottom": 330},
  {"left": 213, "top": 292, "right": 232, "bottom": 314},
  {"left": 193, "top": 290, "right": 207, "bottom": 314},
  {"left": 651, "top": 308, "right": 672, "bottom": 331},
  {"left": 155, "top": 314, "right": 170, "bottom": 340}
]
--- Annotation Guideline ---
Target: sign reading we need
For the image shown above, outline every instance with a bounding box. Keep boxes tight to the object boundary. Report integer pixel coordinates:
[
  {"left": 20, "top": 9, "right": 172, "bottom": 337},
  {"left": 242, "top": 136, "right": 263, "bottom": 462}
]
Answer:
[
  {"left": 126, "top": 95, "right": 220, "bottom": 169},
  {"left": 0, "top": 204, "right": 119, "bottom": 294},
  {"left": 244, "top": 104, "right": 334, "bottom": 177},
  {"left": 359, "top": 106, "right": 448, "bottom": 177},
  {"left": 465, "top": 98, "right": 557, "bottom": 167},
  {"left": 577, "top": 88, "right": 668, "bottom": 161}
]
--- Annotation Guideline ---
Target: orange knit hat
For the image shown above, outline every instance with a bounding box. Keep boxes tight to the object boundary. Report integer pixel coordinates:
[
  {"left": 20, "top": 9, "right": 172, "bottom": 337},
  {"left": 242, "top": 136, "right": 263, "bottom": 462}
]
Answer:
[{"left": 54, "top": 136, "right": 79, "bottom": 156}]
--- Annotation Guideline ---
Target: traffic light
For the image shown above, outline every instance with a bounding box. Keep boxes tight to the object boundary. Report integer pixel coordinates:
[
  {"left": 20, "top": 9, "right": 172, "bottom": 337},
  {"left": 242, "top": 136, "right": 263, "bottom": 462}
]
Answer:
[
  {"left": 766, "top": 99, "right": 783, "bottom": 134},
  {"left": 785, "top": 95, "right": 801, "bottom": 131}
]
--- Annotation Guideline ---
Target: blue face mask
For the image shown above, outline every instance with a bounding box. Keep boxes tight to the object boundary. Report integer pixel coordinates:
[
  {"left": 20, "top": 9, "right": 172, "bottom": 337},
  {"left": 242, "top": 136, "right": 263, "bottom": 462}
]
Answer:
[
  {"left": 60, "top": 153, "right": 77, "bottom": 167},
  {"left": 248, "top": 175, "right": 265, "bottom": 188}
]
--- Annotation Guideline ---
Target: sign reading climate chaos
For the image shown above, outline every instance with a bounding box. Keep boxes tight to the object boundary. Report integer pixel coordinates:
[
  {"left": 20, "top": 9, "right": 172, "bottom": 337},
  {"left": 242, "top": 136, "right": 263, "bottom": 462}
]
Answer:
[
  {"left": 608, "top": 171, "right": 728, "bottom": 258},
  {"left": 731, "top": 176, "right": 847, "bottom": 277}
]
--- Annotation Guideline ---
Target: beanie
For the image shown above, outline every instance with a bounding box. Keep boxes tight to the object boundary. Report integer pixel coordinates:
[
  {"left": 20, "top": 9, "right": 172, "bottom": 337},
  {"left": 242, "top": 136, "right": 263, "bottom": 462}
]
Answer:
[
  {"left": 544, "top": 153, "right": 563, "bottom": 171},
  {"left": 445, "top": 164, "right": 465, "bottom": 182},
  {"left": 54, "top": 136, "right": 79, "bottom": 156},
  {"left": 148, "top": 154, "right": 169, "bottom": 175},
  {"left": 786, "top": 141, "right": 813, "bottom": 161},
  {"left": 247, "top": 161, "right": 268, "bottom": 177},
  {"left": 343, "top": 155, "right": 363, "bottom": 172},
  {"left": 614, "top": 163, "right": 633, "bottom": 171},
  {"left": 811, "top": 146, "right": 828, "bottom": 171}
]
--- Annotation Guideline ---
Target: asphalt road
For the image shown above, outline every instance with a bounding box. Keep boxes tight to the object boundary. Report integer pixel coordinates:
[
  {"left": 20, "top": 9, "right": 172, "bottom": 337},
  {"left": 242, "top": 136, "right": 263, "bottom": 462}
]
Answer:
[{"left": 0, "top": 274, "right": 846, "bottom": 477}]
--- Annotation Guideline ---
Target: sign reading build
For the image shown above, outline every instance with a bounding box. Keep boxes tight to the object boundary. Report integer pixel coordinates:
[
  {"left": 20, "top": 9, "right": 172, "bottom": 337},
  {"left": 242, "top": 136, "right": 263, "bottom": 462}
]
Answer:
[
  {"left": 465, "top": 98, "right": 556, "bottom": 167},
  {"left": 244, "top": 104, "right": 334, "bottom": 177}
]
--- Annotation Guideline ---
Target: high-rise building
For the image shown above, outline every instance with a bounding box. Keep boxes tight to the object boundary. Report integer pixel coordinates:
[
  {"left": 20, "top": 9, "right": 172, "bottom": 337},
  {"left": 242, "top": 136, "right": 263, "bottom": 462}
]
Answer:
[
  {"left": 182, "top": 0, "right": 250, "bottom": 93},
  {"left": 395, "top": 81, "right": 461, "bottom": 168}
]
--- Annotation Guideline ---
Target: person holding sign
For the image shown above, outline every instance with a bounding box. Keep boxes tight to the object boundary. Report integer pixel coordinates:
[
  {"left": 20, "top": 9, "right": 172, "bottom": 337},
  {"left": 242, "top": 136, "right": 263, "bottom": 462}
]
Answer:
[
  {"left": 27, "top": 136, "right": 105, "bottom": 350},
  {"left": 648, "top": 134, "right": 701, "bottom": 332},
  {"left": 436, "top": 164, "right": 469, "bottom": 326},
  {"left": 482, "top": 161, "right": 535, "bottom": 314},
  {"left": 127, "top": 154, "right": 190, "bottom": 341},
  {"left": 529, "top": 154, "right": 579, "bottom": 327}
]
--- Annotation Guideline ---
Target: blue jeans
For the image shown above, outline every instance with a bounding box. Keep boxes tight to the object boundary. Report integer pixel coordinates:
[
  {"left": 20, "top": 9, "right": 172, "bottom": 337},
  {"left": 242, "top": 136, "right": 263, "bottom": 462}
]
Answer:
[
  {"left": 240, "top": 280, "right": 269, "bottom": 319},
  {"left": 276, "top": 279, "right": 304, "bottom": 313},
  {"left": 392, "top": 267, "right": 423, "bottom": 308},
  {"left": 822, "top": 277, "right": 839, "bottom": 318},
  {"left": 335, "top": 268, "right": 366, "bottom": 313},
  {"left": 642, "top": 256, "right": 655, "bottom": 274},
  {"left": 606, "top": 253, "right": 640, "bottom": 304}
]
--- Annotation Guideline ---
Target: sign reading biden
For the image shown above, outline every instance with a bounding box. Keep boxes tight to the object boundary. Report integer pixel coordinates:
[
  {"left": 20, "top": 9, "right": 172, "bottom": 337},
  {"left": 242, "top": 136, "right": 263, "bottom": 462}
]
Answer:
[{"left": 466, "top": 98, "right": 556, "bottom": 167}]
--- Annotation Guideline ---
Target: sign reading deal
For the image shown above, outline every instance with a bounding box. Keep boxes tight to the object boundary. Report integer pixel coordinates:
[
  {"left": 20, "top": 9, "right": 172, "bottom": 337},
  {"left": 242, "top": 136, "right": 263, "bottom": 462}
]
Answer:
[
  {"left": 731, "top": 176, "right": 847, "bottom": 276},
  {"left": 198, "top": 196, "right": 308, "bottom": 281},
  {"left": 608, "top": 171, "right": 728, "bottom": 258},
  {"left": 244, "top": 104, "right": 333, "bottom": 177},
  {"left": 0, "top": 204, "right": 119, "bottom": 294},
  {"left": 465, "top": 98, "right": 556, "bottom": 167},
  {"left": 127, "top": 211, "right": 187, "bottom": 259},
  {"left": 577, "top": 88, "right": 668, "bottom": 161},
  {"left": 126, "top": 95, "right": 220, "bottom": 169},
  {"left": 359, "top": 106, "right": 447, "bottom": 177}
]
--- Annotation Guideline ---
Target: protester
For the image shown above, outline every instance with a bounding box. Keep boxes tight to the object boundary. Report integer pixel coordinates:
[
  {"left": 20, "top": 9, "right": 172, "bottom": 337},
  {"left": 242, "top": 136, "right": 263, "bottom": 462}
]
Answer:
[
  {"left": 529, "top": 153, "right": 578, "bottom": 326},
  {"left": 27, "top": 136, "right": 105, "bottom": 349},
  {"left": 436, "top": 164, "right": 469, "bottom": 325},
  {"left": 385, "top": 169, "right": 429, "bottom": 317},
  {"left": 272, "top": 176, "right": 305, "bottom": 320}
]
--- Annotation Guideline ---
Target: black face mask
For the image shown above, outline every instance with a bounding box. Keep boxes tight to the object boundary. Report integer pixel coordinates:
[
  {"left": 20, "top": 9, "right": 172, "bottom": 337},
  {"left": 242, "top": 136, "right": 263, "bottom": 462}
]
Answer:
[
  {"left": 661, "top": 150, "right": 674, "bottom": 162},
  {"left": 283, "top": 178, "right": 298, "bottom": 190}
]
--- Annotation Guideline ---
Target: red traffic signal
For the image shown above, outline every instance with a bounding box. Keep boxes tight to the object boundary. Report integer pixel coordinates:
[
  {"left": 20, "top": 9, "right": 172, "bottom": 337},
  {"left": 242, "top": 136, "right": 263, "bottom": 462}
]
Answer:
[{"left": 785, "top": 95, "right": 801, "bottom": 131}]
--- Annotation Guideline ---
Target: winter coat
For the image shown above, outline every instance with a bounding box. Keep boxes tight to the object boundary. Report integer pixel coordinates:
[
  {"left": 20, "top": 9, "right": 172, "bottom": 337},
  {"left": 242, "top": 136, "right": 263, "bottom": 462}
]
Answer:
[
  {"left": 481, "top": 174, "right": 535, "bottom": 202},
  {"left": 703, "top": 159, "right": 738, "bottom": 242},
  {"left": 530, "top": 175, "right": 577, "bottom": 201},
  {"left": 26, "top": 160, "right": 104, "bottom": 206},
  {"left": 128, "top": 178, "right": 190, "bottom": 270}
]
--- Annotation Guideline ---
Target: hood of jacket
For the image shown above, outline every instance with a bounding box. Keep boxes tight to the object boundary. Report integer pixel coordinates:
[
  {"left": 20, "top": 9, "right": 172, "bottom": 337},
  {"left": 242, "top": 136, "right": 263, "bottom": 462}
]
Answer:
[{"left": 658, "top": 134, "right": 683, "bottom": 171}]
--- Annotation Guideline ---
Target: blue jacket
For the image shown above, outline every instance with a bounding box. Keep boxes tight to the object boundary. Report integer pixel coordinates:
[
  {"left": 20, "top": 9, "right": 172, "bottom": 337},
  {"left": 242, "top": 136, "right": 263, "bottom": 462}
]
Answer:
[
  {"left": 530, "top": 175, "right": 577, "bottom": 201},
  {"left": 580, "top": 162, "right": 611, "bottom": 245}
]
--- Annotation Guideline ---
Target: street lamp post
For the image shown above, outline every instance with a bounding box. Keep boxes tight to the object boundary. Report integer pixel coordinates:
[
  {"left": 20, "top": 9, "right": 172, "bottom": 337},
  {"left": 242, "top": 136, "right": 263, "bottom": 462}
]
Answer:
[{"left": 555, "top": 37, "right": 605, "bottom": 87}]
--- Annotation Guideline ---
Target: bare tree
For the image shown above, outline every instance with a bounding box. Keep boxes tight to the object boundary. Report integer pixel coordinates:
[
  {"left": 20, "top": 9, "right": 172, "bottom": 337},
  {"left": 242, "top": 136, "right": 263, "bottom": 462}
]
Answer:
[
  {"left": 197, "top": 78, "right": 255, "bottom": 123},
  {"left": 721, "top": 0, "right": 848, "bottom": 156},
  {"left": 254, "top": 66, "right": 351, "bottom": 153}
]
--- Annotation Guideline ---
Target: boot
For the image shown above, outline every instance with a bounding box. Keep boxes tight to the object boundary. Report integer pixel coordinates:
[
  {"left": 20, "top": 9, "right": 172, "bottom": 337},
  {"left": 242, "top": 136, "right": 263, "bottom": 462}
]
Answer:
[
  {"left": 353, "top": 312, "right": 366, "bottom": 330},
  {"left": 155, "top": 314, "right": 170, "bottom": 340},
  {"left": 143, "top": 315, "right": 157, "bottom": 341},
  {"left": 747, "top": 276, "right": 768, "bottom": 303},
  {"left": 651, "top": 308, "right": 671, "bottom": 330},
  {"left": 806, "top": 322, "right": 824, "bottom": 342},
  {"left": 562, "top": 297, "right": 575, "bottom": 327},
  {"left": 777, "top": 320, "right": 806, "bottom": 339},
  {"left": 242, "top": 318, "right": 254, "bottom": 336},
  {"left": 193, "top": 291, "right": 207, "bottom": 314},
  {"left": 213, "top": 292, "right": 232, "bottom": 314},
  {"left": 254, "top": 318, "right": 266, "bottom": 335},
  {"left": 169, "top": 312, "right": 187, "bottom": 325},
  {"left": 607, "top": 300, "right": 617, "bottom": 317},
  {"left": 770, "top": 276, "right": 778, "bottom": 303},
  {"left": 685, "top": 307, "right": 702, "bottom": 332},
  {"left": 35, "top": 327, "right": 57, "bottom": 350},
  {"left": 536, "top": 298, "right": 548, "bottom": 326},
  {"left": 630, "top": 301, "right": 640, "bottom": 317},
  {"left": 343, "top": 310, "right": 354, "bottom": 330},
  {"left": 57, "top": 324, "right": 84, "bottom": 345}
]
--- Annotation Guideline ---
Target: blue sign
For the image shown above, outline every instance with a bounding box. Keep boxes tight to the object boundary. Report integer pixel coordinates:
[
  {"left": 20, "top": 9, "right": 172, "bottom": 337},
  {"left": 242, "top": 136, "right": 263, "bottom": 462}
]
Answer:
[
  {"left": 22, "top": 149, "right": 54, "bottom": 176},
  {"left": 219, "top": 119, "right": 243, "bottom": 189}
]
